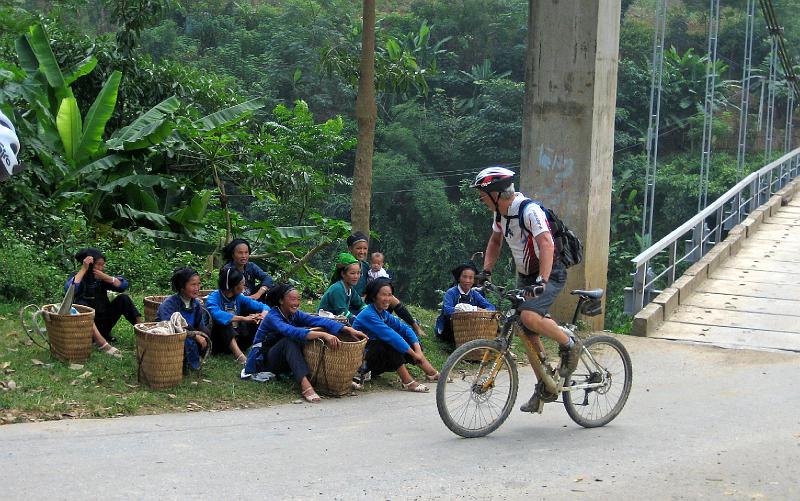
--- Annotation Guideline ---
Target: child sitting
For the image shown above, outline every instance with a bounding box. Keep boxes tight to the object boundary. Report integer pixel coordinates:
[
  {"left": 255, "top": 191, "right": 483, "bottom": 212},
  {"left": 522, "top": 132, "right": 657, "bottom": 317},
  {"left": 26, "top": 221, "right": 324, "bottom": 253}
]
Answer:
[{"left": 367, "top": 252, "right": 391, "bottom": 284}]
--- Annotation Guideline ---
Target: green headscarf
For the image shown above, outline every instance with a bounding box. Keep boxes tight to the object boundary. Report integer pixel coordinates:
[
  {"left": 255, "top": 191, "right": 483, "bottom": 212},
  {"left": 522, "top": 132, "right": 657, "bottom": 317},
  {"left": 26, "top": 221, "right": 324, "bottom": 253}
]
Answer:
[{"left": 331, "top": 252, "right": 359, "bottom": 284}]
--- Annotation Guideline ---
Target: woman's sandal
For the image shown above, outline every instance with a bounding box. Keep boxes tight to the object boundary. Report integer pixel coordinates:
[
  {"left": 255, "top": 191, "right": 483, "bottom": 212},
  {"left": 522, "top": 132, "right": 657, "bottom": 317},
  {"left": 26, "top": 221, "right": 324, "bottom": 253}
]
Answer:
[
  {"left": 401, "top": 380, "right": 429, "bottom": 393},
  {"left": 97, "top": 343, "right": 122, "bottom": 358},
  {"left": 302, "top": 387, "right": 322, "bottom": 403}
]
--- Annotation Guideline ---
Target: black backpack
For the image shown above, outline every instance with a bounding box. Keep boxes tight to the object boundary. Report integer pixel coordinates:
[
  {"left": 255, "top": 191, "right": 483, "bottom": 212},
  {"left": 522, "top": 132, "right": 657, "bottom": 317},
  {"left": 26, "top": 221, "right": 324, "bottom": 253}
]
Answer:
[{"left": 507, "top": 199, "right": 584, "bottom": 268}]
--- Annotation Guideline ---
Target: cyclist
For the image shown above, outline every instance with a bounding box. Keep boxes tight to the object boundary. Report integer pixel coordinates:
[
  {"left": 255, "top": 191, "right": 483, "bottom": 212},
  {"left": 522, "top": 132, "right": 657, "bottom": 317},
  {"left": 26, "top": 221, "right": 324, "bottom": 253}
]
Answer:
[{"left": 470, "top": 166, "right": 582, "bottom": 408}]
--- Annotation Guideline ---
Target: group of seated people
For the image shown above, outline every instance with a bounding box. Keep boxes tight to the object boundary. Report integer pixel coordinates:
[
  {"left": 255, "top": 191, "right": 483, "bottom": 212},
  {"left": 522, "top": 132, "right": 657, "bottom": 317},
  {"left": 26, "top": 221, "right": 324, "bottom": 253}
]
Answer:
[{"left": 64, "top": 233, "right": 495, "bottom": 402}]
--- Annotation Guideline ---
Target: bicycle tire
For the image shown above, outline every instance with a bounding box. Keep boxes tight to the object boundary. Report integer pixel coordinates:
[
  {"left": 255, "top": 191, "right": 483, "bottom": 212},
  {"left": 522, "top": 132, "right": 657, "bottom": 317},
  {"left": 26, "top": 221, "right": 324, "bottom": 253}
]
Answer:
[
  {"left": 436, "top": 339, "right": 518, "bottom": 438},
  {"left": 562, "top": 335, "right": 632, "bottom": 428}
]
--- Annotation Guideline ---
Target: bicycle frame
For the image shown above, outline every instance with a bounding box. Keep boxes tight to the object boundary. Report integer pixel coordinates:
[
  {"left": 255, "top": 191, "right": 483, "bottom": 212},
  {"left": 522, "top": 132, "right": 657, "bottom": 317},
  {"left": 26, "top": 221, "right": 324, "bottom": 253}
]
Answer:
[{"left": 475, "top": 287, "right": 608, "bottom": 399}]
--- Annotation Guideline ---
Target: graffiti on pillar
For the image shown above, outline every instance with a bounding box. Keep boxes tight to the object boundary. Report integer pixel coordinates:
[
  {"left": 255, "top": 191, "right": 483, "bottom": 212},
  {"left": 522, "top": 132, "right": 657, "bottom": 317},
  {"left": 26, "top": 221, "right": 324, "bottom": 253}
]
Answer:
[{"left": 537, "top": 144, "right": 575, "bottom": 199}]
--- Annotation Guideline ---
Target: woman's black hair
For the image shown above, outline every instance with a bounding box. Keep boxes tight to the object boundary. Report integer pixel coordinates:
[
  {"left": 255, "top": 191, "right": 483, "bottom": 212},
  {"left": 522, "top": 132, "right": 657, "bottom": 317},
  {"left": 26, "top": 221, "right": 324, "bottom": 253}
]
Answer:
[
  {"left": 171, "top": 267, "right": 199, "bottom": 293},
  {"left": 364, "top": 278, "right": 393, "bottom": 304},
  {"left": 346, "top": 232, "right": 369, "bottom": 248},
  {"left": 74, "top": 248, "right": 105, "bottom": 264},
  {"left": 222, "top": 238, "right": 251, "bottom": 263},
  {"left": 218, "top": 265, "right": 245, "bottom": 292},
  {"left": 265, "top": 284, "right": 296, "bottom": 308},
  {"left": 451, "top": 263, "right": 479, "bottom": 285},
  {"left": 330, "top": 261, "right": 361, "bottom": 285}
]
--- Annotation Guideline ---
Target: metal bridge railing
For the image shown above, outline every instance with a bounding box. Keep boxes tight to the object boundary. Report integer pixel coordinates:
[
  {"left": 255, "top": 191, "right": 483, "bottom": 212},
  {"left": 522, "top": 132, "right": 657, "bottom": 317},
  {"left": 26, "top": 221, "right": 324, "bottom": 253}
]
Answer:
[{"left": 625, "top": 147, "right": 800, "bottom": 315}]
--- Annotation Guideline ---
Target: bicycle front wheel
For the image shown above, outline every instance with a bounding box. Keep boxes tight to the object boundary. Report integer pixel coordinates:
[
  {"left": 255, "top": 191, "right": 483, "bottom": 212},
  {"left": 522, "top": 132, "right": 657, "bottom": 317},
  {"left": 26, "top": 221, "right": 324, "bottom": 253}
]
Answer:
[
  {"left": 436, "top": 339, "right": 518, "bottom": 438},
  {"left": 562, "top": 335, "right": 632, "bottom": 428}
]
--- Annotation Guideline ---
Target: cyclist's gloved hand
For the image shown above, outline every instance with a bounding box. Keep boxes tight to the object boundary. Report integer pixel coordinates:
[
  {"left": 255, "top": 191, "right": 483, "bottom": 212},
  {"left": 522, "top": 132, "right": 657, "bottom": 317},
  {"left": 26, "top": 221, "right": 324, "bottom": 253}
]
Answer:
[{"left": 475, "top": 270, "right": 491, "bottom": 285}]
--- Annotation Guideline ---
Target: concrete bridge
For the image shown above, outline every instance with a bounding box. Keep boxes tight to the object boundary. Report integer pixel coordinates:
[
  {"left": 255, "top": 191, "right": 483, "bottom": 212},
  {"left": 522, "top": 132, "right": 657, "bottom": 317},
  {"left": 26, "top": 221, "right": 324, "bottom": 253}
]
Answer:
[{"left": 633, "top": 179, "right": 800, "bottom": 353}]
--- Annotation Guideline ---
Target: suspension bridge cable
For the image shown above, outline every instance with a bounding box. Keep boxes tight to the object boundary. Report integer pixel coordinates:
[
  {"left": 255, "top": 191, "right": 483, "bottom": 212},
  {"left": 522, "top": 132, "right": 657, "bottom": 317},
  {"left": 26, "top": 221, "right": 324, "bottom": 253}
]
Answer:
[
  {"left": 641, "top": 0, "right": 669, "bottom": 246},
  {"left": 698, "top": 0, "right": 721, "bottom": 212},
  {"left": 736, "top": 0, "right": 758, "bottom": 181}
]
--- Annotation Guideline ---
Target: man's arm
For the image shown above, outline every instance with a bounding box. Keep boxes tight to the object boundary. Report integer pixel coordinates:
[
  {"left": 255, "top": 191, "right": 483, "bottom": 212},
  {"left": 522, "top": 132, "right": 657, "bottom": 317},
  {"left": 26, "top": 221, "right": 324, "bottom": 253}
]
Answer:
[
  {"left": 534, "top": 232, "right": 556, "bottom": 282},
  {"left": 482, "top": 230, "right": 503, "bottom": 273}
]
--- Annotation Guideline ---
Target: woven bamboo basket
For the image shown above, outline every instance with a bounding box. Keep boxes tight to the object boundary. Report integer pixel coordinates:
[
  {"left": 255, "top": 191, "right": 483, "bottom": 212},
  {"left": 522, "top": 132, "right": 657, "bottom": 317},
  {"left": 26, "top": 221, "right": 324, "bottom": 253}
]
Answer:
[
  {"left": 451, "top": 311, "right": 499, "bottom": 348},
  {"left": 303, "top": 333, "right": 367, "bottom": 396},
  {"left": 135, "top": 323, "right": 187, "bottom": 390},
  {"left": 40, "top": 304, "right": 95, "bottom": 363},
  {"left": 143, "top": 296, "right": 170, "bottom": 322}
]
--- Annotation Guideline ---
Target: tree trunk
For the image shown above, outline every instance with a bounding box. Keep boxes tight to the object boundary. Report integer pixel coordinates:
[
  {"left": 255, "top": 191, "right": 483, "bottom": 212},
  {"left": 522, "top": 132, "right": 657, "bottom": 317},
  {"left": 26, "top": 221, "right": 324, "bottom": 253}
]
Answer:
[{"left": 350, "top": 0, "right": 377, "bottom": 236}]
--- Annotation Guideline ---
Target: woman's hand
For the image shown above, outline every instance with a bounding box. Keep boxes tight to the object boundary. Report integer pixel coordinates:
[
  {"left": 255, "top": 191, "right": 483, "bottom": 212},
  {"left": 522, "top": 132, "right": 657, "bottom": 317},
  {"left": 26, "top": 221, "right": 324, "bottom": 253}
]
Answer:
[
  {"left": 247, "top": 286, "right": 267, "bottom": 300},
  {"left": 344, "top": 327, "right": 367, "bottom": 340},
  {"left": 81, "top": 256, "right": 94, "bottom": 269},
  {"left": 323, "top": 333, "right": 341, "bottom": 350},
  {"left": 93, "top": 268, "right": 114, "bottom": 283}
]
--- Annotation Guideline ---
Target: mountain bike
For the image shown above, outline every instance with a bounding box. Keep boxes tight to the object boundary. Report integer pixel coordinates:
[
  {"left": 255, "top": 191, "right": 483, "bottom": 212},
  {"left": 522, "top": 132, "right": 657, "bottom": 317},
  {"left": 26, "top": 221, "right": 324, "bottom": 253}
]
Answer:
[{"left": 435, "top": 281, "right": 632, "bottom": 438}]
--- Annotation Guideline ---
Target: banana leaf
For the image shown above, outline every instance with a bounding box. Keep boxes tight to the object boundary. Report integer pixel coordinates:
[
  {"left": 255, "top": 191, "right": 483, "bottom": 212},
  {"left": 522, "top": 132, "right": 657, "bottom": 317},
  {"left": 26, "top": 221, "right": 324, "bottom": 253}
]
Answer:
[
  {"left": 193, "top": 97, "right": 265, "bottom": 132},
  {"left": 56, "top": 96, "right": 82, "bottom": 164},
  {"left": 25, "top": 24, "right": 66, "bottom": 92},
  {"left": 106, "top": 95, "right": 180, "bottom": 151},
  {"left": 76, "top": 70, "right": 121, "bottom": 164},
  {"left": 64, "top": 56, "right": 98, "bottom": 86}
]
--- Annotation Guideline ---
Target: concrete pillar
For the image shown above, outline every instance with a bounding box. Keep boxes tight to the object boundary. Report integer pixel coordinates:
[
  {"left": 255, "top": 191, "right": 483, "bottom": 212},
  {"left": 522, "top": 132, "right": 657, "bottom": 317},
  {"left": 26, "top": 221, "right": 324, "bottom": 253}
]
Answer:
[{"left": 520, "top": 0, "right": 621, "bottom": 329}]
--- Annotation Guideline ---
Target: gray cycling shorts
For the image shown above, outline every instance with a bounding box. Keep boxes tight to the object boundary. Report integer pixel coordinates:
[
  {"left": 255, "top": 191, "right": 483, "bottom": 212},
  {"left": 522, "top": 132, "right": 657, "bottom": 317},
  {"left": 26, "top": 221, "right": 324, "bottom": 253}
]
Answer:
[{"left": 516, "top": 265, "right": 567, "bottom": 317}]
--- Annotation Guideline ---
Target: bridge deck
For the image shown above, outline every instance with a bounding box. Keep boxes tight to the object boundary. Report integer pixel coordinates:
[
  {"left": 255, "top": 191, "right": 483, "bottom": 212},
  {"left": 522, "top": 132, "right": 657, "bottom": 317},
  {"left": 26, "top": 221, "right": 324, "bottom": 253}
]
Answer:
[{"left": 651, "top": 199, "right": 800, "bottom": 352}]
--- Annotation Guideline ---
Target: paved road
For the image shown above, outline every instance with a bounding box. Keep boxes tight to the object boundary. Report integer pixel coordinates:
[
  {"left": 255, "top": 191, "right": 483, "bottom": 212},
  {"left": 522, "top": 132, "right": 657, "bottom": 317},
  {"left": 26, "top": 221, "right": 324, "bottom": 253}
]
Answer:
[{"left": 2, "top": 335, "right": 799, "bottom": 500}]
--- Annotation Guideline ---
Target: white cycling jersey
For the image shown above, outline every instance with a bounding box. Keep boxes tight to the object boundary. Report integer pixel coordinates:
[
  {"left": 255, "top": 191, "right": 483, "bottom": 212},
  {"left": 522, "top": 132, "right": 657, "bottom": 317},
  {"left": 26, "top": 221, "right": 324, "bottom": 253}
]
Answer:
[{"left": 491, "top": 193, "right": 554, "bottom": 275}]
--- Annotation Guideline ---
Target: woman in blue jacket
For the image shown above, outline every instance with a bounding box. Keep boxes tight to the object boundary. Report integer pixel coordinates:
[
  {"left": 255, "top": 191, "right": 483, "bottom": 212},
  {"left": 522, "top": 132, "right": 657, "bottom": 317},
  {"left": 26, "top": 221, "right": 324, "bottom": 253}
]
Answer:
[
  {"left": 352, "top": 279, "right": 440, "bottom": 393},
  {"left": 435, "top": 263, "right": 496, "bottom": 343},
  {"left": 156, "top": 267, "right": 211, "bottom": 371},
  {"left": 66, "top": 248, "right": 142, "bottom": 356},
  {"left": 205, "top": 266, "right": 268, "bottom": 363},
  {"left": 223, "top": 238, "right": 274, "bottom": 302},
  {"left": 243, "top": 284, "right": 367, "bottom": 402}
]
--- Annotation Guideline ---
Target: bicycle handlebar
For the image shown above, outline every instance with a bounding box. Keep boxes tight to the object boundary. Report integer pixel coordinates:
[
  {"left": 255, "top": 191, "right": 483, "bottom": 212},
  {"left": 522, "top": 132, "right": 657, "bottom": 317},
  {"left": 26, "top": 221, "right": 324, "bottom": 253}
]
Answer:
[{"left": 473, "top": 281, "right": 544, "bottom": 305}]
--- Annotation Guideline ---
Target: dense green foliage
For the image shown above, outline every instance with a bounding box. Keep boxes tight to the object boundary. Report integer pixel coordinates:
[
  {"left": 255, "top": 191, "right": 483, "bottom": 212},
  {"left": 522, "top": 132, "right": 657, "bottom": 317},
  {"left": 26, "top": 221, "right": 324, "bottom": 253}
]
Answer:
[{"left": 1, "top": 0, "right": 798, "bottom": 334}]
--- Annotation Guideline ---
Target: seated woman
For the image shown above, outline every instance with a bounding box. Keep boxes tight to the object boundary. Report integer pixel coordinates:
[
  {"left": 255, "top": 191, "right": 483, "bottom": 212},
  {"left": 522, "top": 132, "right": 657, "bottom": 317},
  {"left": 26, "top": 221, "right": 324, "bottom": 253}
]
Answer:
[
  {"left": 222, "top": 238, "right": 274, "bottom": 302},
  {"left": 318, "top": 253, "right": 367, "bottom": 323},
  {"left": 435, "top": 263, "right": 496, "bottom": 343},
  {"left": 352, "top": 279, "right": 440, "bottom": 392},
  {"left": 205, "top": 266, "right": 268, "bottom": 364},
  {"left": 243, "top": 284, "right": 367, "bottom": 402},
  {"left": 156, "top": 267, "right": 211, "bottom": 371},
  {"left": 66, "top": 248, "right": 142, "bottom": 357},
  {"left": 345, "top": 232, "right": 426, "bottom": 338}
]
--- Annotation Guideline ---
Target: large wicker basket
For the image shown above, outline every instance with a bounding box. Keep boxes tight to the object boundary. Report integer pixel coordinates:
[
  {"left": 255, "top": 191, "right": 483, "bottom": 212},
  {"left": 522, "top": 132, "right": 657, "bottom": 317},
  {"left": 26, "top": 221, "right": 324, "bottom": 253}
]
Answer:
[
  {"left": 135, "top": 322, "right": 187, "bottom": 390},
  {"left": 41, "top": 304, "right": 95, "bottom": 362},
  {"left": 451, "top": 310, "right": 499, "bottom": 348},
  {"left": 143, "top": 296, "right": 169, "bottom": 322},
  {"left": 303, "top": 333, "right": 367, "bottom": 396}
]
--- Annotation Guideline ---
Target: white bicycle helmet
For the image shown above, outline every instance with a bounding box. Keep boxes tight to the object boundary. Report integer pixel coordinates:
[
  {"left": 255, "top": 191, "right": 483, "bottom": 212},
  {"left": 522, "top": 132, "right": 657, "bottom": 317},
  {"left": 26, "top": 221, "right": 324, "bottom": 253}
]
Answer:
[
  {"left": 470, "top": 166, "right": 515, "bottom": 192},
  {"left": 0, "top": 110, "right": 21, "bottom": 181}
]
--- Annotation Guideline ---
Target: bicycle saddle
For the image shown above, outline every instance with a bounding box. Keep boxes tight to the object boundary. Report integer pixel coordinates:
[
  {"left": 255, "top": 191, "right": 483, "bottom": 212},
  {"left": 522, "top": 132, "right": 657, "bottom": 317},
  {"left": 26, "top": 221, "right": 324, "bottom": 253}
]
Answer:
[{"left": 570, "top": 288, "right": 604, "bottom": 299}]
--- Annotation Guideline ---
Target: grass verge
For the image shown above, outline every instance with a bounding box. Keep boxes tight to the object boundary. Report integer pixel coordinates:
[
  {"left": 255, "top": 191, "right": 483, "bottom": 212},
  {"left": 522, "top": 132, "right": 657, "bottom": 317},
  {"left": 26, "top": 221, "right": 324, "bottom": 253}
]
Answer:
[{"left": 1, "top": 298, "right": 567, "bottom": 425}]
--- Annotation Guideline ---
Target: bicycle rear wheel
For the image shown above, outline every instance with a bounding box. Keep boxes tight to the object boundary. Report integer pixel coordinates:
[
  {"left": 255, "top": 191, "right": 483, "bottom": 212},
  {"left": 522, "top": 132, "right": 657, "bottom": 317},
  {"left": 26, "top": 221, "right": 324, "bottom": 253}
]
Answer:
[
  {"left": 436, "top": 339, "right": 518, "bottom": 438},
  {"left": 562, "top": 335, "right": 632, "bottom": 428}
]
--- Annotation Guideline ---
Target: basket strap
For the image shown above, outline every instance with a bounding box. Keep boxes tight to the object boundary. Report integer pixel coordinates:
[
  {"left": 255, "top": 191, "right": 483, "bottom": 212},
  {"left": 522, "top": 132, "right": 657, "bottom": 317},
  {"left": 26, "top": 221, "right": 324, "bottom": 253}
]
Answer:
[
  {"left": 136, "top": 334, "right": 150, "bottom": 385},
  {"left": 19, "top": 305, "right": 49, "bottom": 349},
  {"left": 310, "top": 338, "right": 327, "bottom": 386}
]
